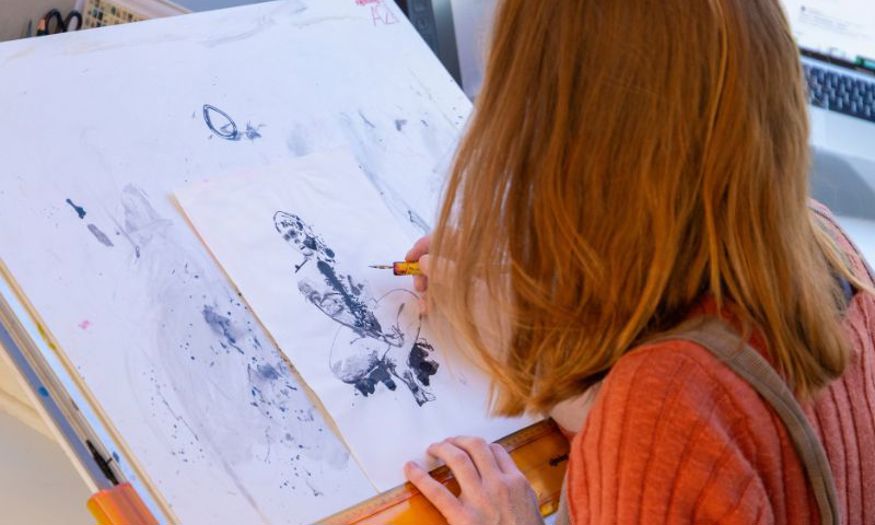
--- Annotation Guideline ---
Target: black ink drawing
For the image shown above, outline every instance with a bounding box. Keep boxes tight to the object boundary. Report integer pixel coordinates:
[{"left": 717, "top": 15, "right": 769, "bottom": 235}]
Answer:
[
  {"left": 202, "top": 104, "right": 264, "bottom": 142},
  {"left": 274, "top": 211, "right": 439, "bottom": 406}
]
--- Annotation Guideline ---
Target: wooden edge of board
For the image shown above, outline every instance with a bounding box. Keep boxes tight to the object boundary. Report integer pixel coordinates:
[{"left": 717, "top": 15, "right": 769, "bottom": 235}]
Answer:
[
  {"left": 317, "top": 419, "right": 570, "bottom": 525},
  {"left": 0, "top": 259, "right": 178, "bottom": 523}
]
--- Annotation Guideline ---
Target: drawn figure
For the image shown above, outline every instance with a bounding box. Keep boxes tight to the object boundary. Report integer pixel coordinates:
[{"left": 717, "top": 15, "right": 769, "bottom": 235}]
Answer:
[{"left": 274, "top": 211, "right": 439, "bottom": 406}]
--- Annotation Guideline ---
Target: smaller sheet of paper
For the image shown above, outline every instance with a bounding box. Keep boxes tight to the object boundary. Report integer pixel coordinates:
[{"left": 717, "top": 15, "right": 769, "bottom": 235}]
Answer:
[{"left": 176, "top": 150, "right": 531, "bottom": 490}]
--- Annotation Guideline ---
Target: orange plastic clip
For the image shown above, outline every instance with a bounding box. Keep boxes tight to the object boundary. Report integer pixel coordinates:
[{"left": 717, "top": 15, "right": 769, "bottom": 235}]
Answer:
[{"left": 87, "top": 483, "right": 158, "bottom": 525}]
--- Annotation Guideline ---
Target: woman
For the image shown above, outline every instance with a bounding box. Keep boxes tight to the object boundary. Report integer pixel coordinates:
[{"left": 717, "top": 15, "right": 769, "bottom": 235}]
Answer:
[{"left": 402, "top": 0, "right": 875, "bottom": 523}]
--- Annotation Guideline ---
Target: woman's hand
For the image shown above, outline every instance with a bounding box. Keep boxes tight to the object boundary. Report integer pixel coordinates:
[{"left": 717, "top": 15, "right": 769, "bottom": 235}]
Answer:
[
  {"left": 404, "top": 436, "right": 544, "bottom": 525},
  {"left": 406, "top": 234, "right": 431, "bottom": 310}
]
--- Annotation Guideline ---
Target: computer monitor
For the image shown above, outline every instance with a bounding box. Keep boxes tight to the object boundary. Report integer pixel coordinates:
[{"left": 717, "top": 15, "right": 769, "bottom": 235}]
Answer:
[{"left": 780, "top": 0, "right": 875, "bottom": 74}]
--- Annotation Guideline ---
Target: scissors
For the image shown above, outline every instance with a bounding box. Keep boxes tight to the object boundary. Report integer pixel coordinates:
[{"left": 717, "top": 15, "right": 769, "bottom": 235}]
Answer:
[{"left": 37, "top": 9, "right": 83, "bottom": 35}]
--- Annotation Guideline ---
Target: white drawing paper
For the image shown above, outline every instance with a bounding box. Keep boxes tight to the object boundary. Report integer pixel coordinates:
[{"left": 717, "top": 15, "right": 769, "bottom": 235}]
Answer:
[{"left": 176, "top": 151, "right": 530, "bottom": 490}]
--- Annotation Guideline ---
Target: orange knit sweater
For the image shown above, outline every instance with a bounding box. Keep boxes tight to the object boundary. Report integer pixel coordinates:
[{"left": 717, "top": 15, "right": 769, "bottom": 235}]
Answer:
[{"left": 566, "top": 210, "right": 875, "bottom": 524}]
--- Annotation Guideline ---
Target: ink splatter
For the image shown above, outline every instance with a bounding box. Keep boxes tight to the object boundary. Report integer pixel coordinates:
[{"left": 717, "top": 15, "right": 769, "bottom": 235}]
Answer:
[
  {"left": 394, "top": 119, "right": 407, "bottom": 132},
  {"left": 275, "top": 211, "right": 439, "bottom": 406},
  {"left": 202, "top": 104, "right": 264, "bottom": 142},
  {"left": 66, "top": 198, "right": 86, "bottom": 219},
  {"left": 100, "top": 185, "right": 357, "bottom": 509},
  {"left": 79, "top": 320, "right": 91, "bottom": 330},
  {"left": 243, "top": 123, "right": 264, "bottom": 141},
  {"left": 87, "top": 224, "right": 114, "bottom": 247}
]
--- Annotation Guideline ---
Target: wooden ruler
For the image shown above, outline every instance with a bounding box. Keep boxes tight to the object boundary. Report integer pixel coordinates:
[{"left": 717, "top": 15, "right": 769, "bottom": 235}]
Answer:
[{"left": 318, "top": 419, "right": 570, "bottom": 525}]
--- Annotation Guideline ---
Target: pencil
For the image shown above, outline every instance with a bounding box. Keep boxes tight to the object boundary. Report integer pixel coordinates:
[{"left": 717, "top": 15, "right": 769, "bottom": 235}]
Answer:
[{"left": 369, "top": 261, "right": 422, "bottom": 276}]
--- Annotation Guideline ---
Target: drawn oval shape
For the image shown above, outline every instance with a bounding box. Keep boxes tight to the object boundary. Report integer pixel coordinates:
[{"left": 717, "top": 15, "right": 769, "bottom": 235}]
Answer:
[{"left": 202, "top": 104, "right": 239, "bottom": 140}]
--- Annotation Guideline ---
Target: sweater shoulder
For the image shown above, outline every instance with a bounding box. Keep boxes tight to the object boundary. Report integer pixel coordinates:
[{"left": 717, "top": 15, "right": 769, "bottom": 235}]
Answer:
[{"left": 566, "top": 340, "right": 779, "bottom": 523}]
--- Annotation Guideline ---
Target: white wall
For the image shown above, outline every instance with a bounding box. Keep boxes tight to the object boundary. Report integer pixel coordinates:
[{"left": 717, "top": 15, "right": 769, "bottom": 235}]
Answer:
[
  {"left": 0, "top": 411, "right": 92, "bottom": 524},
  {"left": 450, "top": 0, "right": 496, "bottom": 99}
]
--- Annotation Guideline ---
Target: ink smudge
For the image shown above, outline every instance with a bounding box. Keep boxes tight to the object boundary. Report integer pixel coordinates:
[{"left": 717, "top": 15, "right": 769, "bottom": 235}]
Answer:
[
  {"left": 66, "top": 198, "right": 86, "bottom": 219},
  {"left": 110, "top": 185, "right": 172, "bottom": 259},
  {"left": 87, "top": 224, "right": 114, "bottom": 247},
  {"left": 352, "top": 355, "right": 397, "bottom": 395},
  {"left": 256, "top": 363, "right": 281, "bottom": 382},
  {"left": 394, "top": 119, "right": 407, "bottom": 132},
  {"left": 79, "top": 320, "right": 91, "bottom": 330},
  {"left": 243, "top": 123, "right": 264, "bottom": 141},
  {"left": 202, "top": 304, "right": 244, "bottom": 354},
  {"left": 286, "top": 129, "right": 311, "bottom": 157}
]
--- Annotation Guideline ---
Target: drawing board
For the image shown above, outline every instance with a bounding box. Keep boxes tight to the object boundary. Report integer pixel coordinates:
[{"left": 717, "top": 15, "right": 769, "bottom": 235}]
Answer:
[{"left": 0, "top": 0, "right": 472, "bottom": 522}]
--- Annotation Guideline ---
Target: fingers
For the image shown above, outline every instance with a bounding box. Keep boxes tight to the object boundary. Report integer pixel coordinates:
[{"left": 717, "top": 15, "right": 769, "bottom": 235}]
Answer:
[
  {"left": 418, "top": 254, "right": 431, "bottom": 275},
  {"left": 450, "top": 436, "right": 502, "bottom": 480},
  {"left": 490, "top": 443, "right": 520, "bottom": 475},
  {"left": 414, "top": 254, "right": 431, "bottom": 293},
  {"left": 408, "top": 237, "right": 431, "bottom": 298},
  {"left": 404, "top": 461, "right": 464, "bottom": 521},
  {"left": 427, "top": 440, "right": 481, "bottom": 493},
  {"left": 406, "top": 234, "right": 432, "bottom": 262},
  {"left": 414, "top": 275, "right": 428, "bottom": 293}
]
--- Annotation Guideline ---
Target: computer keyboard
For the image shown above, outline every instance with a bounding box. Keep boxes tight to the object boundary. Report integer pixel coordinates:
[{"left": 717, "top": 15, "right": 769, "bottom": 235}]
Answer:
[{"left": 804, "top": 64, "right": 875, "bottom": 124}]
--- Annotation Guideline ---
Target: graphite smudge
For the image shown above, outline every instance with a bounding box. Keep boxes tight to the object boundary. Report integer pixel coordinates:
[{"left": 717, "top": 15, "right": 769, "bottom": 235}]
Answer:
[{"left": 87, "top": 224, "right": 114, "bottom": 247}]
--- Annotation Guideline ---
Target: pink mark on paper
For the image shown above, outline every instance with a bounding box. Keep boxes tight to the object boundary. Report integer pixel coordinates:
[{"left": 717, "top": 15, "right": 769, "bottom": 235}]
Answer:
[
  {"left": 78, "top": 320, "right": 91, "bottom": 330},
  {"left": 356, "top": 0, "right": 399, "bottom": 26}
]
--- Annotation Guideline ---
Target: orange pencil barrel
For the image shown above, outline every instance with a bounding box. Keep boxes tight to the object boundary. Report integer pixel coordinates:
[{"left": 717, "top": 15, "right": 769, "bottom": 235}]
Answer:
[
  {"left": 88, "top": 483, "right": 158, "bottom": 525},
  {"left": 392, "top": 261, "right": 422, "bottom": 276}
]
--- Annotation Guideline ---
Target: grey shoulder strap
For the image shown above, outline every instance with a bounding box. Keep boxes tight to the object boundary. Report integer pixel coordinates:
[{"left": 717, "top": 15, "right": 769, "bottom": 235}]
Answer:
[{"left": 659, "top": 317, "right": 840, "bottom": 525}]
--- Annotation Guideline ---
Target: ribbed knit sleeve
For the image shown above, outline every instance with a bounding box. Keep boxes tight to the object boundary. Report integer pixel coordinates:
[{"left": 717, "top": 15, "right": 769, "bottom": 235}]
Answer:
[
  {"left": 565, "top": 341, "right": 818, "bottom": 525},
  {"left": 564, "top": 204, "right": 875, "bottom": 524}
]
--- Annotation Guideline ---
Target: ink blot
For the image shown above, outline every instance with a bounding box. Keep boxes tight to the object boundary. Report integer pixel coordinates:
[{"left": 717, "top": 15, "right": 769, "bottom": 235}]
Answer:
[
  {"left": 408, "top": 339, "right": 439, "bottom": 386},
  {"left": 66, "top": 198, "right": 86, "bottom": 219},
  {"left": 243, "top": 123, "right": 264, "bottom": 141}
]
